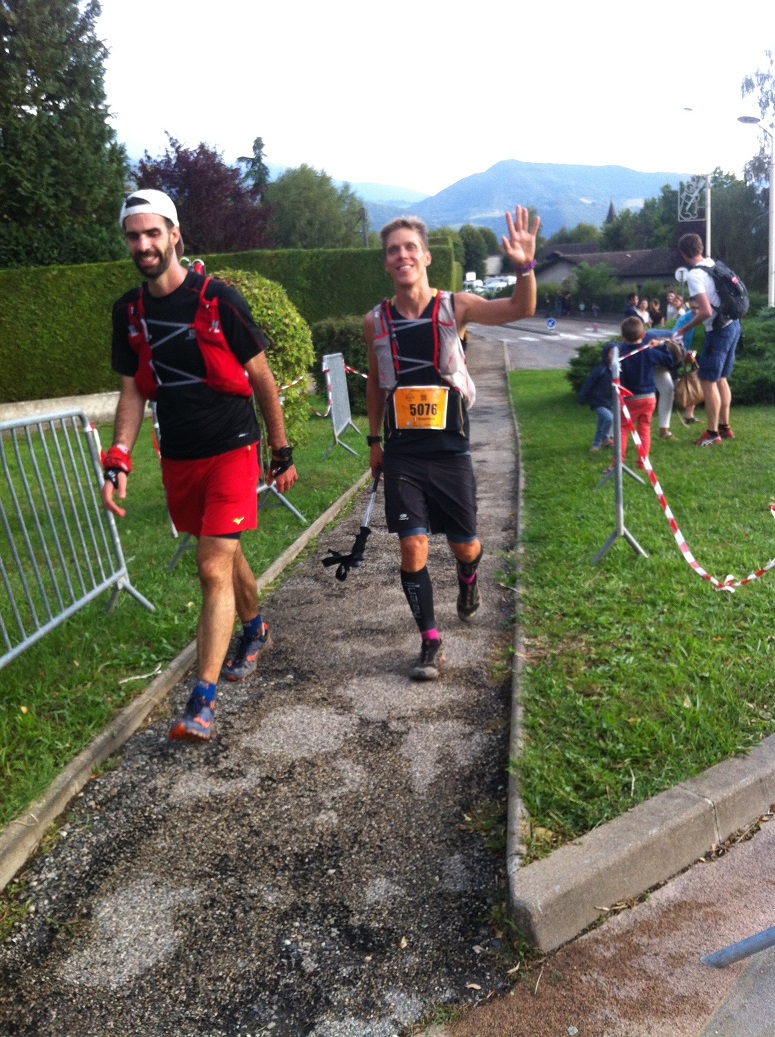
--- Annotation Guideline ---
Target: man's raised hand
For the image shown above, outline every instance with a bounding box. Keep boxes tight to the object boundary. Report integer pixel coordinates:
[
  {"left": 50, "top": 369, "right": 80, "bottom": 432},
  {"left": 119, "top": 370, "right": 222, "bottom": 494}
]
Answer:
[{"left": 501, "top": 206, "right": 541, "bottom": 268}]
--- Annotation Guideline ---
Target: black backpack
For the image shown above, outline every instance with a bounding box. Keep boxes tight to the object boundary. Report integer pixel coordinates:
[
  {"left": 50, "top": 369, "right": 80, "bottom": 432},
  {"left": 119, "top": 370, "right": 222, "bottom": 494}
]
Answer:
[{"left": 698, "top": 261, "right": 750, "bottom": 321}]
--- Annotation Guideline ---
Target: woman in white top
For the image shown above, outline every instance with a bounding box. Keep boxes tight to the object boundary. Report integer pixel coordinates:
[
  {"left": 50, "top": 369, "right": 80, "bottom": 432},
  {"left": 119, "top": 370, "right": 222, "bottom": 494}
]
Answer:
[{"left": 637, "top": 298, "right": 652, "bottom": 326}]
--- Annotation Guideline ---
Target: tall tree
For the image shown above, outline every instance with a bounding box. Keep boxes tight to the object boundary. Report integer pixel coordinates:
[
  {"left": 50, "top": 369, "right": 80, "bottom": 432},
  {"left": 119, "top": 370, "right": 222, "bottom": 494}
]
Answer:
[
  {"left": 458, "top": 224, "right": 488, "bottom": 279},
  {"left": 709, "top": 170, "right": 767, "bottom": 288},
  {"left": 742, "top": 50, "right": 774, "bottom": 186},
  {"left": 237, "top": 136, "right": 270, "bottom": 200},
  {"left": 134, "top": 135, "right": 271, "bottom": 254},
  {"left": 264, "top": 165, "right": 365, "bottom": 249},
  {"left": 599, "top": 184, "right": 677, "bottom": 251},
  {"left": 0, "top": 0, "right": 128, "bottom": 230},
  {"left": 573, "top": 261, "right": 614, "bottom": 302},
  {"left": 543, "top": 223, "right": 600, "bottom": 253}
]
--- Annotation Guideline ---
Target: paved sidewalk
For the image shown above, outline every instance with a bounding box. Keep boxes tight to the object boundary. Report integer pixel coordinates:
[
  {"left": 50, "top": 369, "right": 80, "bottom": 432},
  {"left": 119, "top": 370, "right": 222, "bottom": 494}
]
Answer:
[{"left": 2, "top": 332, "right": 775, "bottom": 1036}]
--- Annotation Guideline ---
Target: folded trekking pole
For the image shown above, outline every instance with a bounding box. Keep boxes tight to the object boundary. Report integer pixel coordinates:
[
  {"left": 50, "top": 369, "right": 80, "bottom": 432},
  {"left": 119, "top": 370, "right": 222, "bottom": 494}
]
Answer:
[{"left": 322, "top": 469, "right": 381, "bottom": 582}]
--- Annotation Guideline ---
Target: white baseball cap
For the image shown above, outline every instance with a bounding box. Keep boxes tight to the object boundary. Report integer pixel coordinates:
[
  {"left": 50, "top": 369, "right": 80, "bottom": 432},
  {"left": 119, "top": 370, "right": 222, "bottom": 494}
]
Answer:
[{"left": 119, "top": 189, "right": 179, "bottom": 228}]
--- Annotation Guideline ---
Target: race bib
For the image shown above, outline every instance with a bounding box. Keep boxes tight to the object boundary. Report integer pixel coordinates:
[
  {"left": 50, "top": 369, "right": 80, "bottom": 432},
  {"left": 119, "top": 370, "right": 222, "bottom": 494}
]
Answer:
[{"left": 392, "top": 386, "right": 449, "bottom": 430}]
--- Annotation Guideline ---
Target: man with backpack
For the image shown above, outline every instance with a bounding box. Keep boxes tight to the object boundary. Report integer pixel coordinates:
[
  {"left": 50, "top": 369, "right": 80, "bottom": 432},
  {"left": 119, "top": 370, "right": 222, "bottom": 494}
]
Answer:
[
  {"left": 101, "top": 189, "right": 297, "bottom": 742},
  {"left": 364, "top": 206, "right": 540, "bottom": 681},
  {"left": 675, "top": 232, "right": 746, "bottom": 446}
]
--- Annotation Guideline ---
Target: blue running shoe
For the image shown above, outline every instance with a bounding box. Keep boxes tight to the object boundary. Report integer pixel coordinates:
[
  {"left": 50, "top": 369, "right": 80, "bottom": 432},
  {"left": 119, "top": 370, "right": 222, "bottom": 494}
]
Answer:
[
  {"left": 168, "top": 689, "right": 214, "bottom": 742},
  {"left": 221, "top": 622, "right": 271, "bottom": 681}
]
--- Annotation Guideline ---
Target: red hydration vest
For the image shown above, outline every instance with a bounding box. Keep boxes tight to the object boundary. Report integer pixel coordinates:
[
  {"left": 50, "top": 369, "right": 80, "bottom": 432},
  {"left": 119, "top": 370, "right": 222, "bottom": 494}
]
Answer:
[{"left": 126, "top": 277, "right": 252, "bottom": 401}]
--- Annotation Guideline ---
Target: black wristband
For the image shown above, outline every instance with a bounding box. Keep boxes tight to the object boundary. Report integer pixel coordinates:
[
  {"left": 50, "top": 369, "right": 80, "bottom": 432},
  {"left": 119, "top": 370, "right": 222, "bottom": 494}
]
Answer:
[
  {"left": 270, "top": 445, "right": 294, "bottom": 478},
  {"left": 103, "top": 468, "right": 121, "bottom": 489},
  {"left": 366, "top": 435, "right": 382, "bottom": 446}
]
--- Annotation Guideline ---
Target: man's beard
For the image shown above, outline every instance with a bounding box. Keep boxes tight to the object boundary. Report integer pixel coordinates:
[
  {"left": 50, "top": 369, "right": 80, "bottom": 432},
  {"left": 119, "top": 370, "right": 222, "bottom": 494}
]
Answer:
[{"left": 132, "top": 239, "right": 174, "bottom": 279}]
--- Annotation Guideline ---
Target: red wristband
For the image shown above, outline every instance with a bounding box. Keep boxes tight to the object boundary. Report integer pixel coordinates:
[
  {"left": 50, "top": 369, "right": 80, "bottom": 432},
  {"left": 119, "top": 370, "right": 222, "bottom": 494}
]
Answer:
[{"left": 102, "top": 444, "right": 132, "bottom": 475}]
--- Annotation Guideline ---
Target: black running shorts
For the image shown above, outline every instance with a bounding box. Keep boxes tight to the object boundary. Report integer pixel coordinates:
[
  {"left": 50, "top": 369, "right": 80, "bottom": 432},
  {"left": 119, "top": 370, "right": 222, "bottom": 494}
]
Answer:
[{"left": 381, "top": 452, "right": 477, "bottom": 542}]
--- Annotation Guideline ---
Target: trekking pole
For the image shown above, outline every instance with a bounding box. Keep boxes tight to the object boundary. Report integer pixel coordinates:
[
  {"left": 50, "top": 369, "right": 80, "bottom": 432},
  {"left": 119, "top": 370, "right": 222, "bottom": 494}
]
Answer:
[
  {"left": 322, "top": 469, "right": 381, "bottom": 581},
  {"left": 702, "top": 925, "right": 775, "bottom": 968}
]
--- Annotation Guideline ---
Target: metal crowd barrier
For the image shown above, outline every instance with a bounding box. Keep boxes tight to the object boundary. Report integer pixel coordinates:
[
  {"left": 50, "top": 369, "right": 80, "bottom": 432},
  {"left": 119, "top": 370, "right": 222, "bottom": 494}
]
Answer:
[
  {"left": 0, "top": 409, "right": 154, "bottom": 671},
  {"left": 321, "top": 352, "right": 361, "bottom": 458}
]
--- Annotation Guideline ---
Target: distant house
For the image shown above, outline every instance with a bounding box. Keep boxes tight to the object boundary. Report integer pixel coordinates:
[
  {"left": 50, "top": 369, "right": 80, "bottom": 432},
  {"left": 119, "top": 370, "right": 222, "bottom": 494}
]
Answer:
[{"left": 536, "top": 245, "right": 683, "bottom": 287}]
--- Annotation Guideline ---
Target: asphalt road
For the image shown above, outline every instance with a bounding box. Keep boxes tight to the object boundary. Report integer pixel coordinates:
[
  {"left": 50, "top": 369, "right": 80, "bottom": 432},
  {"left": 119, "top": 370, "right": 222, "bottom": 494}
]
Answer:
[{"left": 469, "top": 315, "right": 619, "bottom": 371}]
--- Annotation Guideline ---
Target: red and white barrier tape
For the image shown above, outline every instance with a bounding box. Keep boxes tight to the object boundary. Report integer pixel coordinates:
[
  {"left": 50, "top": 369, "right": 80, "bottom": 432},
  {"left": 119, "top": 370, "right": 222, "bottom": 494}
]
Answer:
[
  {"left": 277, "top": 375, "right": 307, "bottom": 392},
  {"left": 614, "top": 377, "right": 775, "bottom": 592}
]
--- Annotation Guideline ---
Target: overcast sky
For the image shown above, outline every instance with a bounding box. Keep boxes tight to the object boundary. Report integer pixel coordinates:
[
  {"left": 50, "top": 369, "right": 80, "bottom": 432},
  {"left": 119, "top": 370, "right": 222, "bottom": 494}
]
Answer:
[{"left": 96, "top": 0, "right": 772, "bottom": 198}]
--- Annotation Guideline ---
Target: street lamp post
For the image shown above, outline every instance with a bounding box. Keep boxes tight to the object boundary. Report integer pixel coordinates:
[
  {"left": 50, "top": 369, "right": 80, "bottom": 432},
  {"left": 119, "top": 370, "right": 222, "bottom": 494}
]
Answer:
[{"left": 738, "top": 115, "right": 775, "bottom": 308}]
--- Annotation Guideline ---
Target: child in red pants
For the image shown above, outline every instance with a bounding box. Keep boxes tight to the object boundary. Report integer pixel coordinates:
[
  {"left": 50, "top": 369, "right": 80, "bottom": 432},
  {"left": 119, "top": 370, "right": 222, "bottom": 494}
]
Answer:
[{"left": 618, "top": 317, "right": 678, "bottom": 469}]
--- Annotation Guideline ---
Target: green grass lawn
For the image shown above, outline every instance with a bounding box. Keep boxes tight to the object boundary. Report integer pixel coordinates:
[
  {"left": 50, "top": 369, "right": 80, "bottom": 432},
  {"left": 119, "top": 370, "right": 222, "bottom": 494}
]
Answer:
[
  {"left": 0, "top": 411, "right": 367, "bottom": 830},
  {"left": 510, "top": 370, "right": 775, "bottom": 858}
]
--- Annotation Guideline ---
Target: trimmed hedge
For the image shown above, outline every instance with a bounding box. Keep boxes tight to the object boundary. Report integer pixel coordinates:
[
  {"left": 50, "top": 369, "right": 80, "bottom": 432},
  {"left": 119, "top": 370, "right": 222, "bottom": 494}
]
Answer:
[
  {"left": 0, "top": 223, "right": 127, "bottom": 269},
  {"left": 0, "top": 244, "right": 457, "bottom": 403},
  {"left": 310, "top": 317, "right": 369, "bottom": 416}
]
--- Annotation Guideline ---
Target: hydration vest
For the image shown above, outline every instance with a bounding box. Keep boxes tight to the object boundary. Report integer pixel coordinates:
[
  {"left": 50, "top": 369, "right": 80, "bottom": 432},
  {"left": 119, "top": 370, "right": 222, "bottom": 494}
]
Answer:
[
  {"left": 372, "top": 290, "right": 476, "bottom": 408},
  {"left": 126, "top": 277, "right": 252, "bottom": 401}
]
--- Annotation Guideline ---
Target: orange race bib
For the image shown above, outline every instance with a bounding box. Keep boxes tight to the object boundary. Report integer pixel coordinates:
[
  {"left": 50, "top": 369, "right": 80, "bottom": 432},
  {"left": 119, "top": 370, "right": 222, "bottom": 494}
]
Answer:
[{"left": 392, "top": 386, "right": 449, "bottom": 430}]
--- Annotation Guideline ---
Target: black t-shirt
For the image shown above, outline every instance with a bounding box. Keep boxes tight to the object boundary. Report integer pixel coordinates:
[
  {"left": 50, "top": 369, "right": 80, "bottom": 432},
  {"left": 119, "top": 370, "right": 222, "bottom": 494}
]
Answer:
[
  {"left": 382, "top": 294, "right": 470, "bottom": 456},
  {"left": 112, "top": 271, "right": 268, "bottom": 460}
]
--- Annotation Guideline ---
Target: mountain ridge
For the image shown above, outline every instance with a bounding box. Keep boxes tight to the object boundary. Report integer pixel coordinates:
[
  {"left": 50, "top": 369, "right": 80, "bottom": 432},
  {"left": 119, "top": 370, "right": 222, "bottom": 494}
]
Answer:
[{"left": 355, "top": 159, "right": 692, "bottom": 238}]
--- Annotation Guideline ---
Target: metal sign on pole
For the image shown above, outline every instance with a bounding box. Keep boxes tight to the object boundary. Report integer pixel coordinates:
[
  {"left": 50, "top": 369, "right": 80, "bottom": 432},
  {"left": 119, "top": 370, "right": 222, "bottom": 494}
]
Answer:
[
  {"left": 678, "top": 173, "right": 711, "bottom": 254},
  {"left": 592, "top": 346, "right": 648, "bottom": 564}
]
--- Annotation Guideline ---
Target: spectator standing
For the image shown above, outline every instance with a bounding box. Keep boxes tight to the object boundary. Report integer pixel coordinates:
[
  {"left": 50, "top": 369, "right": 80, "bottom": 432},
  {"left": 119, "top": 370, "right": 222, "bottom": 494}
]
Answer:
[
  {"left": 674, "top": 233, "right": 741, "bottom": 445},
  {"left": 624, "top": 292, "right": 640, "bottom": 319},
  {"left": 577, "top": 345, "right": 614, "bottom": 452},
  {"left": 673, "top": 299, "right": 700, "bottom": 422},
  {"left": 649, "top": 298, "right": 664, "bottom": 327},
  {"left": 666, "top": 290, "right": 686, "bottom": 323}
]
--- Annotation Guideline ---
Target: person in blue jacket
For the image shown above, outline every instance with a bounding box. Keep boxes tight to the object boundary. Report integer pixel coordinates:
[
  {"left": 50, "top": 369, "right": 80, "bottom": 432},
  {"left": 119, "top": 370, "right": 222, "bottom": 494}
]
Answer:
[
  {"left": 577, "top": 344, "right": 614, "bottom": 452},
  {"left": 617, "top": 316, "right": 678, "bottom": 469}
]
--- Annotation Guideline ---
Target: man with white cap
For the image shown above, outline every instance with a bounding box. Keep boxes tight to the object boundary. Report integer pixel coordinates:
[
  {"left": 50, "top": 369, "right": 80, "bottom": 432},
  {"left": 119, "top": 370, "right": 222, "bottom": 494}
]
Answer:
[{"left": 102, "top": 189, "right": 297, "bottom": 741}]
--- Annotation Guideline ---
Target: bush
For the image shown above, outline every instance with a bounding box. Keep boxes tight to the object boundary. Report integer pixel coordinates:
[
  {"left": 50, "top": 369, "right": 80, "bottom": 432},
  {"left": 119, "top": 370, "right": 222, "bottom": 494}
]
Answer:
[
  {"left": 566, "top": 341, "right": 616, "bottom": 395},
  {"left": 310, "top": 316, "right": 369, "bottom": 415},
  {"left": 213, "top": 269, "right": 315, "bottom": 448}
]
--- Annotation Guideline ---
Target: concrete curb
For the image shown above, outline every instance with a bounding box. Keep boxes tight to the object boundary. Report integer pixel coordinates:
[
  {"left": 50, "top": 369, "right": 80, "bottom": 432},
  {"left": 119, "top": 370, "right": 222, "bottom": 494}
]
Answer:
[
  {"left": 504, "top": 356, "right": 775, "bottom": 952},
  {"left": 504, "top": 342, "right": 527, "bottom": 889},
  {"left": 510, "top": 736, "right": 775, "bottom": 952},
  {"left": 0, "top": 468, "right": 372, "bottom": 893}
]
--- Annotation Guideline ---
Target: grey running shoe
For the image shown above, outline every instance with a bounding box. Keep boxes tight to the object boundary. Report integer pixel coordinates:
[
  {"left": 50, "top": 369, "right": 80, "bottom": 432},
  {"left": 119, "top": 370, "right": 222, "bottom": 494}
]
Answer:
[
  {"left": 457, "top": 577, "right": 481, "bottom": 622},
  {"left": 221, "top": 622, "right": 271, "bottom": 681},
  {"left": 410, "top": 638, "right": 445, "bottom": 681}
]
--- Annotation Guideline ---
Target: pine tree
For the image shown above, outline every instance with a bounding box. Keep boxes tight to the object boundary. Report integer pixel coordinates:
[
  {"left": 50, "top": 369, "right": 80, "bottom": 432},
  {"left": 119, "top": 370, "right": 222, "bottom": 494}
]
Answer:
[{"left": 0, "top": 0, "right": 128, "bottom": 262}]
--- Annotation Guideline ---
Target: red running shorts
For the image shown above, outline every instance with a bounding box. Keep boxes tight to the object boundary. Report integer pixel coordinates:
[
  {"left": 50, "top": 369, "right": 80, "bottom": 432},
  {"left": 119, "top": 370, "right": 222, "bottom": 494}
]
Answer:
[{"left": 160, "top": 444, "right": 259, "bottom": 538}]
